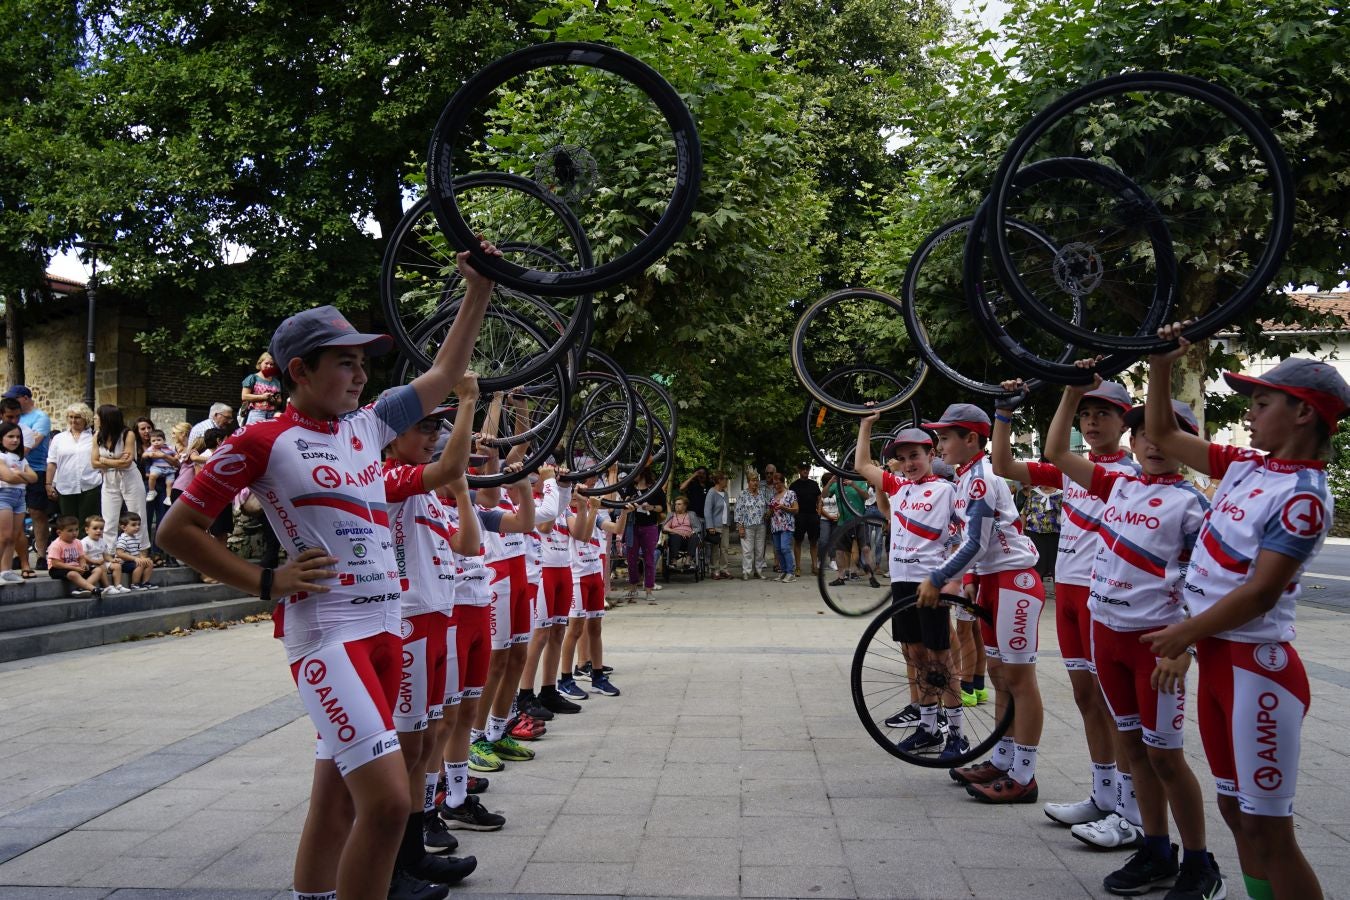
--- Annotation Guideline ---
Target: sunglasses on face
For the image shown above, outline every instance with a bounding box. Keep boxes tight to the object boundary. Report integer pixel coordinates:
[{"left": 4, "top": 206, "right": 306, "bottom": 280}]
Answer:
[{"left": 414, "top": 420, "right": 444, "bottom": 435}]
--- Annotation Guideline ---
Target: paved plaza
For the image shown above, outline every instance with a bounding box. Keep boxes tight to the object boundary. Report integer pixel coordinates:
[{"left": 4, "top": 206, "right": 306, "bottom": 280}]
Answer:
[{"left": 2, "top": 572, "right": 1350, "bottom": 900}]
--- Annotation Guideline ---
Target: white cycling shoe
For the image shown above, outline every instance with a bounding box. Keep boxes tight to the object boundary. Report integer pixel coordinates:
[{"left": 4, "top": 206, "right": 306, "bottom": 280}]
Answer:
[
  {"left": 1070, "top": 812, "right": 1143, "bottom": 850},
  {"left": 1044, "top": 797, "right": 1113, "bottom": 826}
]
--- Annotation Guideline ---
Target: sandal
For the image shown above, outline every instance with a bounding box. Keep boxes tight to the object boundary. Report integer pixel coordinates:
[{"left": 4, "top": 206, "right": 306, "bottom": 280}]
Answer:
[{"left": 20, "top": 569, "right": 36, "bottom": 579}]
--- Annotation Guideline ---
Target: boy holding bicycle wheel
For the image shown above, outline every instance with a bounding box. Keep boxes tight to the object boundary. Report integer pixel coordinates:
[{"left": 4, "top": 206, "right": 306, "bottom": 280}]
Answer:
[
  {"left": 918, "top": 403, "right": 1046, "bottom": 803},
  {"left": 1139, "top": 327, "right": 1349, "bottom": 900},
  {"left": 993, "top": 379, "right": 1146, "bottom": 847},
  {"left": 1045, "top": 378, "right": 1222, "bottom": 899},
  {"left": 854, "top": 415, "right": 966, "bottom": 761}
]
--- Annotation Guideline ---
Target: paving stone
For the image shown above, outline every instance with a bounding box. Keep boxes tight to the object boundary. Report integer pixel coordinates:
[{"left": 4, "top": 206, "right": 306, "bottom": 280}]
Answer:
[
  {"left": 740, "top": 864, "right": 856, "bottom": 899},
  {"left": 628, "top": 836, "right": 739, "bottom": 897}
]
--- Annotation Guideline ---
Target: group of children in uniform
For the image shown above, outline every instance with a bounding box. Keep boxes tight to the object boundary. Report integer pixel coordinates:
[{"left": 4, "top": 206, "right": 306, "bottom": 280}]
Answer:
[
  {"left": 158, "top": 242, "right": 633, "bottom": 900},
  {"left": 855, "top": 325, "right": 1347, "bottom": 900}
]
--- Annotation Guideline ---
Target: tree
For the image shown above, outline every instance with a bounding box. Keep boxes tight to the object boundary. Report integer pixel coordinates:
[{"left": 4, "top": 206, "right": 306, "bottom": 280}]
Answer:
[{"left": 863, "top": 0, "right": 1349, "bottom": 439}]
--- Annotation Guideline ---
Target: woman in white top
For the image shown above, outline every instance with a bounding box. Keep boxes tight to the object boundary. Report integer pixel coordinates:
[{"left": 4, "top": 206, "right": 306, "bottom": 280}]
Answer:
[
  {"left": 91, "top": 404, "right": 148, "bottom": 534},
  {"left": 46, "top": 403, "right": 103, "bottom": 534}
]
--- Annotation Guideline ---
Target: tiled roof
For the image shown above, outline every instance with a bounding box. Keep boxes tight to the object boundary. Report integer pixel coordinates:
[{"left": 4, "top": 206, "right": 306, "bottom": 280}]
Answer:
[{"left": 1251, "top": 292, "right": 1350, "bottom": 333}]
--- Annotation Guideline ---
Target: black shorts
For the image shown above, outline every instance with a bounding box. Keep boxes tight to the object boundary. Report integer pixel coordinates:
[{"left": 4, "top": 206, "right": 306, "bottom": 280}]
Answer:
[
  {"left": 890, "top": 582, "right": 952, "bottom": 650},
  {"left": 793, "top": 516, "right": 820, "bottom": 543},
  {"left": 25, "top": 481, "right": 55, "bottom": 516}
]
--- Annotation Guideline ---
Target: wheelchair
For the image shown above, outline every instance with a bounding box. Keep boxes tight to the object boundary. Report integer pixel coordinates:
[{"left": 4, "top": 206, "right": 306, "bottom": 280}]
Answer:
[{"left": 660, "top": 514, "right": 707, "bottom": 583}]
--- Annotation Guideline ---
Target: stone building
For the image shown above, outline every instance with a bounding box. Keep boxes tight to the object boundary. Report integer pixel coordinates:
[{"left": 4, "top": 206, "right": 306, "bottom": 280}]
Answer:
[{"left": 1, "top": 274, "right": 248, "bottom": 428}]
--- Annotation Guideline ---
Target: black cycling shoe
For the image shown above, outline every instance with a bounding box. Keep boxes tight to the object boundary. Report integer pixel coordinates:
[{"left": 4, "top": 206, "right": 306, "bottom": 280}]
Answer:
[
  {"left": 519, "top": 690, "right": 555, "bottom": 721},
  {"left": 423, "top": 809, "right": 459, "bottom": 855},
  {"left": 539, "top": 685, "right": 582, "bottom": 714},
  {"left": 1103, "top": 845, "right": 1178, "bottom": 896},
  {"left": 389, "top": 867, "right": 451, "bottom": 900},
  {"left": 406, "top": 852, "right": 478, "bottom": 886}
]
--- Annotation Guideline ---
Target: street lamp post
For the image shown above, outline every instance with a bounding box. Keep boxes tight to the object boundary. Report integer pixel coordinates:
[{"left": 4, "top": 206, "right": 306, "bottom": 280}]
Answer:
[{"left": 74, "top": 240, "right": 112, "bottom": 410}]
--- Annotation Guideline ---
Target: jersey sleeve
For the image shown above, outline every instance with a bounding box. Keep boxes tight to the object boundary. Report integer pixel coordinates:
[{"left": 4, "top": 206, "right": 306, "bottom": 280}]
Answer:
[
  {"left": 1180, "top": 486, "right": 1210, "bottom": 559},
  {"left": 1208, "top": 443, "right": 1255, "bottom": 480},
  {"left": 1025, "top": 461, "right": 1064, "bottom": 489},
  {"left": 368, "top": 384, "right": 424, "bottom": 445},
  {"left": 1087, "top": 465, "right": 1123, "bottom": 501},
  {"left": 180, "top": 429, "right": 271, "bottom": 518},
  {"left": 476, "top": 508, "right": 505, "bottom": 532},
  {"left": 382, "top": 462, "right": 427, "bottom": 503},
  {"left": 880, "top": 471, "right": 902, "bottom": 496},
  {"left": 931, "top": 492, "right": 995, "bottom": 586},
  {"left": 1258, "top": 489, "right": 1330, "bottom": 564}
]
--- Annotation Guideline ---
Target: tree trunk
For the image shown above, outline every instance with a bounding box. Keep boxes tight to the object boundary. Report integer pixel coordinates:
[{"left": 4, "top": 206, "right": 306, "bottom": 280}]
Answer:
[
  {"left": 5, "top": 289, "right": 23, "bottom": 386},
  {"left": 1174, "top": 273, "right": 1217, "bottom": 435}
]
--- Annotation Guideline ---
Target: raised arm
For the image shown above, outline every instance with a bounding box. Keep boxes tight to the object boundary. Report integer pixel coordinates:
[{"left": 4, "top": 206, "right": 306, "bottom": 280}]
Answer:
[
  {"left": 852, "top": 412, "right": 886, "bottom": 492},
  {"left": 991, "top": 381, "right": 1032, "bottom": 483},
  {"left": 1146, "top": 323, "right": 1212, "bottom": 474},
  {"left": 419, "top": 372, "right": 479, "bottom": 493},
  {"left": 409, "top": 241, "right": 502, "bottom": 414},
  {"left": 446, "top": 476, "right": 479, "bottom": 555},
  {"left": 1044, "top": 380, "right": 1097, "bottom": 490}
]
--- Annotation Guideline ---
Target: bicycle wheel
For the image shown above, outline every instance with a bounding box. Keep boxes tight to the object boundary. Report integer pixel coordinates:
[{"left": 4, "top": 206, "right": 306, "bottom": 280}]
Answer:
[
  {"left": 562, "top": 350, "right": 638, "bottom": 477},
  {"left": 598, "top": 407, "right": 673, "bottom": 508},
  {"left": 791, "top": 288, "right": 927, "bottom": 414},
  {"left": 817, "top": 514, "right": 890, "bottom": 616},
  {"left": 988, "top": 72, "right": 1294, "bottom": 353},
  {"left": 803, "top": 367, "right": 918, "bottom": 480},
  {"left": 427, "top": 42, "right": 702, "bottom": 296},
  {"left": 379, "top": 185, "right": 592, "bottom": 388},
  {"left": 851, "top": 594, "right": 1014, "bottom": 767},
  {"left": 901, "top": 213, "right": 1083, "bottom": 396}
]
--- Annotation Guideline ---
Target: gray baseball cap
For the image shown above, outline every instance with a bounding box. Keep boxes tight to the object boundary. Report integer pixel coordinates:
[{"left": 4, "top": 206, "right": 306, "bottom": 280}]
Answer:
[
  {"left": 270, "top": 305, "right": 394, "bottom": 371},
  {"left": 1124, "top": 399, "right": 1200, "bottom": 436},
  {"left": 1224, "top": 358, "right": 1350, "bottom": 432},
  {"left": 882, "top": 427, "right": 934, "bottom": 458},
  {"left": 1080, "top": 380, "right": 1133, "bottom": 414},
  {"left": 922, "top": 403, "right": 992, "bottom": 437}
]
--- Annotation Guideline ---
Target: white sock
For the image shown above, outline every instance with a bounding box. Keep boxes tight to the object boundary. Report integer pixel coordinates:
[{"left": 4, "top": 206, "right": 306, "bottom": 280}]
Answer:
[
  {"left": 1092, "top": 762, "right": 1117, "bottom": 812},
  {"left": 470, "top": 728, "right": 485, "bottom": 744},
  {"left": 1010, "top": 744, "right": 1038, "bottom": 786},
  {"left": 486, "top": 715, "right": 508, "bottom": 743},
  {"left": 446, "top": 761, "right": 469, "bottom": 808},
  {"left": 423, "top": 772, "right": 439, "bottom": 813},
  {"left": 993, "top": 737, "right": 1016, "bottom": 770},
  {"left": 1118, "top": 771, "right": 1140, "bottom": 826},
  {"left": 919, "top": 704, "right": 939, "bottom": 732},
  {"left": 944, "top": 705, "right": 963, "bottom": 737},
  {"left": 294, "top": 892, "right": 336, "bottom": 900}
]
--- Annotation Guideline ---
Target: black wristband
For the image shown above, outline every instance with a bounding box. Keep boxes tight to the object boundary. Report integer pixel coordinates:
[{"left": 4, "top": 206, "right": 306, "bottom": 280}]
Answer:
[{"left": 259, "top": 567, "right": 274, "bottom": 603}]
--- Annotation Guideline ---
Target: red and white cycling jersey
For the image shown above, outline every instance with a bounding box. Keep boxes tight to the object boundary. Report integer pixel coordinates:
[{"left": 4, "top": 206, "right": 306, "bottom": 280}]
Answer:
[
  {"left": 482, "top": 496, "right": 526, "bottom": 563},
  {"left": 383, "top": 460, "right": 455, "bottom": 618},
  {"left": 1027, "top": 450, "right": 1139, "bottom": 586},
  {"left": 571, "top": 507, "right": 605, "bottom": 577},
  {"left": 1084, "top": 467, "right": 1209, "bottom": 631},
  {"left": 931, "top": 452, "right": 1037, "bottom": 585},
  {"left": 537, "top": 478, "right": 574, "bottom": 569},
  {"left": 182, "top": 391, "right": 423, "bottom": 663},
  {"left": 441, "top": 500, "right": 504, "bottom": 608},
  {"left": 880, "top": 472, "right": 956, "bottom": 582},
  {"left": 1188, "top": 445, "right": 1333, "bottom": 643}
]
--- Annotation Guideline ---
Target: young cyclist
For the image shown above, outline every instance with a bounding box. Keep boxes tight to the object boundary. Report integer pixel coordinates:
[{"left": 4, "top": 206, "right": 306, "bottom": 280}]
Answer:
[
  {"left": 855, "top": 416, "right": 966, "bottom": 760},
  {"left": 1140, "top": 327, "right": 1349, "bottom": 900},
  {"left": 383, "top": 374, "right": 482, "bottom": 886},
  {"left": 993, "top": 380, "right": 1142, "bottom": 841},
  {"left": 918, "top": 403, "right": 1046, "bottom": 803},
  {"left": 157, "top": 239, "right": 499, "bottom": 900},
  {"left": 558, "top": 473, "right": 630, "bottom": 698},
  {"left": 1045, "top": 378, "right": 1222, "bottom": 898},
  {"left": 522, "top": 465, "right": 583, "bottom": 715}
]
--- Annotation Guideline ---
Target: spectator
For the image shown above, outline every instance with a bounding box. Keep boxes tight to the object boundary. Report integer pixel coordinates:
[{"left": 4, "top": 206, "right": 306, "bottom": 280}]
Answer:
[
  {"left": 0, "top": 421, "right": 36, "bottom": 583},
  {"left": 759, "top": 463, "right": 778, "bottom": 569},
  {"left": 167, "top": 422, "right": 193, "bottom": 506},
  {"left": 679, "top": 466, "right": 709, "bottom": 523},
  {"left": 6, "top": 385, "right": 53, "bottom": 567},
  {"left": 789, "top": 461, "right": 822, "bottom": 576},
  {"left": 133, "top": 416, "right": 155, "bottom": 468},
  {"left": 735, "top": 470, "right": 768, "bottom": 579},
  {"left": 1023, "top": 477, "right": 1062, "bottom": 582},
  {"left": 662, "top": 497, "right": 699, "bottom": 564},
  {"left": 818, "top": 472, "right": 839, "bottom": 567},
  {"left": 767, "top": 472, "right": 799, "bottom": 582},
  {"left": 240, "top": 351, "right": 283, "bottom": 425},
  {"left": 188, "top": 402, "right": 234, "bottom": 449},
  {"left": 92, "top": 404, "right": 148, "bottom": 535},
  {"left": 142, "top": 429, "right": 178, "bottom": 502},
  {"left": 827, "top": 475, "right": 874, "bottom": 587},
  {"left": 47, "top": 403, "right": 102, "bottom": 533},
  {"left": 623, "top": 466, "right": 666, "bottom": 600},
  {"left": 703, "top": 471, "right": 731, "bottom": 579}
]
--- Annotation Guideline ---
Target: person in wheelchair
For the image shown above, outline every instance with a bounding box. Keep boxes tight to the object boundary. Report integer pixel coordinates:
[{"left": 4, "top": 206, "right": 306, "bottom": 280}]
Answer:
[{"left": 661, "top": 497, "right": 701, "bottom": 569}]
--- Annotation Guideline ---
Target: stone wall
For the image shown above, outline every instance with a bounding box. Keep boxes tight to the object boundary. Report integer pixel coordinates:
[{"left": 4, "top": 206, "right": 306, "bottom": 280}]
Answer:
[{"left": 1, "top": 293, "right": 252, "bottom": 424}]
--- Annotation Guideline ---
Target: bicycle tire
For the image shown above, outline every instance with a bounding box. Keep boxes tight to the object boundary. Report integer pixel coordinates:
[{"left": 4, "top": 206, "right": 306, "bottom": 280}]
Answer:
[
  {"left": 791, "top": 288, "right": 927, "bottom": 414},
  {"left": 901, "top": 213, "right": 1081, "bottom": 397},
  {"left": 987, "top": 71, "right": 1294, "bottom": 353},
  {"left": 427, "top": 42, "right": 702, "bottom": 296},
  {"left": 602, "top": 410, "right": 673, "bottom": 508},
  {"left": 562, "top": 350, "right": 639, "bottom": 477},
  {"left": 379, "top": 185, "right": 592, "bottom": 389},
  {"left": 803, "top": 367, "right": 918, "bottom": 480},
  {"left": 817, "top": 514, "right": 890, "bottom": 616},
  {"left": 851, "top": 594, "right": 1014, "bottom": 768}
]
